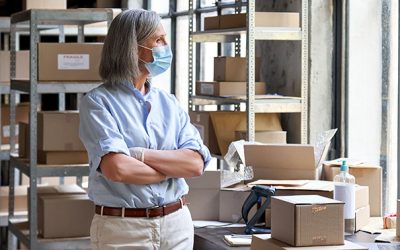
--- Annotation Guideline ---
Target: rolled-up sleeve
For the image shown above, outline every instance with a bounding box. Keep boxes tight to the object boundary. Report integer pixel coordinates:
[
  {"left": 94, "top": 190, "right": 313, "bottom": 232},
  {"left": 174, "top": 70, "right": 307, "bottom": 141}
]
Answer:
[
  {"left": 79, "top": 93, "right": 130, "bottom": 173},
  {"left": 177, "top": 106, "right": 211, "bottom": 169}
]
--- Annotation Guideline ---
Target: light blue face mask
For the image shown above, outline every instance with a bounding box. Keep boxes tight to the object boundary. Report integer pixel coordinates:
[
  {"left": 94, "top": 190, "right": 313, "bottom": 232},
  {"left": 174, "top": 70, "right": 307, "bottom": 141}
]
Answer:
[{"left": 139, "top": 44, "right": 173, "bottom": 77}]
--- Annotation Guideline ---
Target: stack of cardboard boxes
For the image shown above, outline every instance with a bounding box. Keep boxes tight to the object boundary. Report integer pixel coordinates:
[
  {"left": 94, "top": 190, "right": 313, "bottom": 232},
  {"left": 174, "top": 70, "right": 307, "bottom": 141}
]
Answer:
[{"left": 196, "top": 56, "right": 265, "bottom": 97}]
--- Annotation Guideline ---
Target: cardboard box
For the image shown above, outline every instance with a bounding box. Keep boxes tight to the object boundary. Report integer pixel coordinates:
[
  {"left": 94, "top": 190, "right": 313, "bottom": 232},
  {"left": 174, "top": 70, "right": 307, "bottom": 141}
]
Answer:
[
  {"left": 244, "top": 144, "right": 317, "bottom": 180},
  {"left": 271, "top": 195, "right": 344, "bottom": 246},
  {"left": 323, "top": 159, "right": 382, "bottom": 216},
  {"left": 185, "top": 170, "right": 220, "bottom": 220},
  {"left": 189, "top": 111, "right": 220, "bottom": 155},
  {"left": 36, "top": 185, "right": 92, "bottom": 238},
  {"left": 251, "top": 235, "right": 368, "bottom": 250},
  {"left": 254, "top": 181, "right": 368, "bottom": 227},
  {"left": 38, "top": 111, "right": 85, "bottom": 151},
  {"left": 23, "top": 0, "right": 66, "bottom": 9},
  {"left": 235, "top": 130, "right": 286, "bottom": 144},
  {"left": 210, "top": 112, "right": 282, "bottom": 156},
  {"left": 39, "top": 194, "right": 94, "bottom": 238},
  {"left": 38, "top": 43, "right": 103, "bottom": 81},
  {"left": 219, "top": 184, "right": 251, "bottom": 222},
  {"left": 0, "top": 51, "right": 30, "bottom": 83},
  {"left": 214, "top": 56, "right": 260, "bottom": 82},
  {"left": 355, "top": 205, "right": 370, "bottom": 232},
  {"left": 219, "top": 12, "right": 300, "bottom": 29},
  {"left": 1, "top": 103, "right": 29, "bottom": 144},
  {"left": 0, "top": 185, "right": 28, "bottom": 212},
  {"left": 38, "top": 151, "right": 88, "bottom": 165},
  {"left": 196, "top": 81, "right": 266, "bottom": 97},
  {"left": 204, "top": 16, "right": 220, "bottom": 30}
]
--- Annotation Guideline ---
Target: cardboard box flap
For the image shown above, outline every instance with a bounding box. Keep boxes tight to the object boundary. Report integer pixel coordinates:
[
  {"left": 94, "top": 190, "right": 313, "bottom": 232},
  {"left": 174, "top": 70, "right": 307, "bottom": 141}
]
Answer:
[
  {"left": 244, "top": 144, "right": 315, "bottom": 170},
  {"left": 324, "top": 159, "right": 381, "bottom": 169},
  {"left": 273, "top": 195, "right": 344, "bottom": 205}
]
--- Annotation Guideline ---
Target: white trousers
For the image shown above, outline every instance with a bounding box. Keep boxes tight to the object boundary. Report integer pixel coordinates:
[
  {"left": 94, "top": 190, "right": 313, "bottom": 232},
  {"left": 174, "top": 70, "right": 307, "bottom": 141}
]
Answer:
[{"left": 90, "top": 205, "right": 194, "bottom": 250}]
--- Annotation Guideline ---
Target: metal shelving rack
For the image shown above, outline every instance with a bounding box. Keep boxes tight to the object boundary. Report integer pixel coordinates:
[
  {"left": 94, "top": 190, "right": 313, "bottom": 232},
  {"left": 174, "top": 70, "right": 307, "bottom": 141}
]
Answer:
[
  {"left": 0, "top": 17, "right": 11, "bottom": 163},
  {"left": 7, "top": 9, "right": 113, "bottom": 250},
  {"left": 188, "top": 0, "right": 309, "bottom": 144}
]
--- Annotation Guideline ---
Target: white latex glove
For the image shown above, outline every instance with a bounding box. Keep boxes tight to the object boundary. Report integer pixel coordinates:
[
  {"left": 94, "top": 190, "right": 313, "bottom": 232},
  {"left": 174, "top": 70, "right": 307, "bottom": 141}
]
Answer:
[{"left": 129, "top": 147, "right": 145, "bottom": 162}]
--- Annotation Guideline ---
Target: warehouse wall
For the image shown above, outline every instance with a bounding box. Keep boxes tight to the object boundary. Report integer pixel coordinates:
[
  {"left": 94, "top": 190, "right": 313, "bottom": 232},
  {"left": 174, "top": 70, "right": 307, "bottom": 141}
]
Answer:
[{"left": 258, "top": 0, "right": 334, "bottom": 144}]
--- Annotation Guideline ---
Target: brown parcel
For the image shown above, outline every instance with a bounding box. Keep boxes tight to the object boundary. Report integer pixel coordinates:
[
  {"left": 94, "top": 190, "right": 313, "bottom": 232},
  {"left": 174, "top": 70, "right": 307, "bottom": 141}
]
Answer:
[
  {"left": 38, "top": 151, "right": 88, "bottom": 165},
  {"left": 185, "top": 170, "right": 220, "bottom": 220},
  {"left": 38, "top": 111, "right": 85, "bottom": 151},
  {"left": 251, "top": 235, "right": 367, "bottom": 250},
  {"left": 266, "top": 203, "right": 370, "bottom": 232},
  {"left": 219, "top": 12, "right": 300, "bottom": 29},
  {"left": 39, "top": 194, "right": 94, "bottom": 238},
  {"left": 271, "top": 195, "right": 344, "bottom": 247},
  {"left": 38, "top": 43, "right": 102, "bottom": 81},
  {"left": 262, "top": 181, "right": 369, "bottom": 227},
  {"left": 0, "top": 185, "right": 28, "bottom": 212},
  {"left": 0, "top": 51, "right": 29, "bottom": 82},
  {"left": 235, "top": 130, "right": 287, "bottom": 144},
  {"left": 214, "top": 56, "right": 260, "bottom": 82},
  {"left": 196, "top": 81, "right": 266, "bottom": 97},
  {"left": 204, "top": 15, "right": 219, "bottom": 30},
  {"left": 323, "top": 159, "right": 382, "bottom": 216},
  {"left": 210, "top": 112, "right": 282, "bottom": 156},
  {"left": 1, "top": 103, "right": 29, "bottom": 144},
  {"left": 23, "top": 0, "right": 66, "bottom": 9},
  {"left": 189, "top": 111, "right": 220, "bottom": 155},
  {"left": 36, "top": 185, "right": 91, "bottom": 238}
]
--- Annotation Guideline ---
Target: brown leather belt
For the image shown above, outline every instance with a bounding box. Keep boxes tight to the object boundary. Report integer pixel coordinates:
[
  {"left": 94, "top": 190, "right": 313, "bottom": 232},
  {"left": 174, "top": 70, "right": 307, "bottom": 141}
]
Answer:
[{"left": 95, "top": 197, "right": 187, "bottom": 218}]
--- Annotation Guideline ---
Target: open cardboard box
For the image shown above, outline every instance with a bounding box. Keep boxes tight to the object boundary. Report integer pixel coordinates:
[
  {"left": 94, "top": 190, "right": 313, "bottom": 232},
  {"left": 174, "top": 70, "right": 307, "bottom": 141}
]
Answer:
[{"left": 241, "top": 129, "right": 336, "bottom": 181}]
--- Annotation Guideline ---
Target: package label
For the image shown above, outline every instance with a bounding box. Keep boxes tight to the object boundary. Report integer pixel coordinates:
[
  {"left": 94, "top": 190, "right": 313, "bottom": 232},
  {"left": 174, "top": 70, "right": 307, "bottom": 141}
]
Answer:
[
  {"left": 58, "top": 54, "right": 89, "bottom": 70},
  {"left": 2, "top": 124, "right": 19, "bottom": 138},
  {"left": 200, "top": 83, "right": 214, "bottom": 95}
]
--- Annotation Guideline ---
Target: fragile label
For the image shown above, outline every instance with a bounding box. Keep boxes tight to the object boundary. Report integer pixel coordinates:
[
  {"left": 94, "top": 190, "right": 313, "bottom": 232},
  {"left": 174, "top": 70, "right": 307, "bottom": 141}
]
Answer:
[{"left": 58, "top": 54, "right": 89, "bottom": 70}]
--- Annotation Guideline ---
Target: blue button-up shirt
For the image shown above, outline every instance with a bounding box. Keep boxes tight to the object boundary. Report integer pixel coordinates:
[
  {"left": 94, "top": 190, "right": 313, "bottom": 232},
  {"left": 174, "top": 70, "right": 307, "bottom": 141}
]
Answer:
[{"left": 79, "top": 81, "right": 211, "bottom": 208}]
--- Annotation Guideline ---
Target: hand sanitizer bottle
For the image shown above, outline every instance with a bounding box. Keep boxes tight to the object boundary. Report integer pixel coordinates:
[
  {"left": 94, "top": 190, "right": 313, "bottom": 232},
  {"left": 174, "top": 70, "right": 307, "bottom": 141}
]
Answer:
[{"left": 333, "top": 160, "right": 356, "bottom": 235}]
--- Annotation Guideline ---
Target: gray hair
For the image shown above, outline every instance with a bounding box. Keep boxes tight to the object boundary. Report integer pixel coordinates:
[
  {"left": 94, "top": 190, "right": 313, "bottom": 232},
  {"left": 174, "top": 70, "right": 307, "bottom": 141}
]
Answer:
[{"left": 99, "top": 9, "right": 161, "bottom": 85}]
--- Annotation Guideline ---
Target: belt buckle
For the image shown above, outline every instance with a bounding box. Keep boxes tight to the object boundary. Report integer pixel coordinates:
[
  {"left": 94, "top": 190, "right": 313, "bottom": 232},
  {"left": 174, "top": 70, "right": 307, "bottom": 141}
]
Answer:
[{"left": 146, "top": 205, "right": 160, "bottom": 218}]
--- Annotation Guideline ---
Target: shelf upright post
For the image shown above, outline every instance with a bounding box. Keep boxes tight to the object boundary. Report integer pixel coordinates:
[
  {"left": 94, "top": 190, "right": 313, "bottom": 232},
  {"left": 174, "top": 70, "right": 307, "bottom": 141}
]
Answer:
[
  {"left": 246, "top": 0, "right": 256, "bottom": 142},
  {"left": 188, "top": 0, "right": 194, "bottom": 111},
  {"left": 301, "top": 0, "right": 309, "bottom": 143},
  {"left": 27, "top": 10, "right": 40, "bottom": 250},
  {"left": 8, "top": 18, "right": 18, "bottom": 250}
]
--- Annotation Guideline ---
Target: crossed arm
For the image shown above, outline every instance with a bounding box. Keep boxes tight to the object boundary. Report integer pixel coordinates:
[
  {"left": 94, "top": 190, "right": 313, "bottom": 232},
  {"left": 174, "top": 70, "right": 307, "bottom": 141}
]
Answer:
[{"left": 99, "top": 148, "right": 204, "bottom": 185}]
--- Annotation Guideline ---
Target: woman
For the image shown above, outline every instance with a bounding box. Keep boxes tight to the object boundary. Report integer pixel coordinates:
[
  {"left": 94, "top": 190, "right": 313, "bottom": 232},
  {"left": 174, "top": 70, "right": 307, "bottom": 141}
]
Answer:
[{"left": 79, "top": 9, "right": 211, "bottom": 250}]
